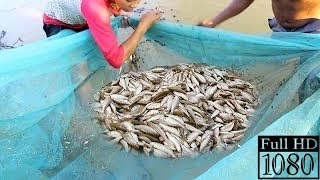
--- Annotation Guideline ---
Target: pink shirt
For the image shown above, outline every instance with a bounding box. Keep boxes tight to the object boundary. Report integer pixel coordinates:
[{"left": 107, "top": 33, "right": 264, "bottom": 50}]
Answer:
[{"left": 44, "top": 0, "right": 125, "bottom": 68}]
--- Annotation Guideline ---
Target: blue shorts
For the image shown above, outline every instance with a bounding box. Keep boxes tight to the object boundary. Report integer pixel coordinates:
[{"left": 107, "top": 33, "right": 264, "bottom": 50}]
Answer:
[{"left": 268, "top": 18, "right": 320, "bottom": 34}]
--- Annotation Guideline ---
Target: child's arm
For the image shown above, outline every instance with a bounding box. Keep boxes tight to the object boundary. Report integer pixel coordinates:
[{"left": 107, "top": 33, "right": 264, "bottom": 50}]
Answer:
[
  {"left": 120, "top": 11, "right": 160, "bottom": 61},
  {"left": 81, "top": 0, "right": 160, "bottom": 68}
]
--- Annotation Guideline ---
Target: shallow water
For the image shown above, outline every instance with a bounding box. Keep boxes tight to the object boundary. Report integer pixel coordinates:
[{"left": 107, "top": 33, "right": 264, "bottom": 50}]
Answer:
[
  {"left": 0, "top": 0, "right": 272, "bottom": 45},
  {"left": 147, "top": 0, "right": 273, "bottom": 33}
]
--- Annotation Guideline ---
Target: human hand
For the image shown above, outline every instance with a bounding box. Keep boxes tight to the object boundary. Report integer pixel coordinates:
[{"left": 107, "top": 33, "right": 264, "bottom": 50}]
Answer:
[
  {"left": 138, "top": 8, "right": 161, "bottom": 31},
  {"left": 120, "top": 15, "right": 130, "bottom": 28},
  {"left": 197, "top": 19, "right": 215, "bottom": 28}
]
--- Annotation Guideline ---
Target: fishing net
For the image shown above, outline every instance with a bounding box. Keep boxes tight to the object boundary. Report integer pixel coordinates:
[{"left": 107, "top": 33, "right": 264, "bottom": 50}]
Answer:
[{"left": 0, "top": 17, "right": 319, "bottom": 179}]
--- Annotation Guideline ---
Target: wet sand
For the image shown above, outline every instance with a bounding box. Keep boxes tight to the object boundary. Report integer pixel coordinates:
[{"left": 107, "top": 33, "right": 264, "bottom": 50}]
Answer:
[
  {"left": 0, "top": 0, "right": 46, "bottom": 46},
  {"left": 1, "top": 0, "right": 272, "bottom": 46},
  {"left": 143, "top": 0, "right": 272, "bottom": 33}
]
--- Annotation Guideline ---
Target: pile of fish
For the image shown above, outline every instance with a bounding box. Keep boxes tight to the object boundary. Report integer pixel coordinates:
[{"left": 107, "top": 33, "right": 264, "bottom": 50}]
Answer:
[{"left": 92, "top": 63, "right": 259, "bottom": 158}]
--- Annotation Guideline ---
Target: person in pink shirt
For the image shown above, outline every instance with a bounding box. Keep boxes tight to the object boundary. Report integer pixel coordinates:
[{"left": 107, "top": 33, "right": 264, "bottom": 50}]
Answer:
[{"left": 43, "top": 0, "right": 160, "bottom": 69}]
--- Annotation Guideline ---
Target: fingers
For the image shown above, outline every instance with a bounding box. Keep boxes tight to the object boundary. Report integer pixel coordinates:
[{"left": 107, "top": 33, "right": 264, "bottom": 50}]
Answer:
[
  {"left": 153, "top": 8, "right": 162, "bottom": 19},
  {"left": 197, "top": 19, "right": 214, "bottom": 28},
  {"left": 154, "top": 7, "right": 160, "bottom": 15},
  {"left": 120, "top": 15, "right": 131, "bottom": 28},
  {"left": 143, "top": 7, "right": 161, "bottom": 16},
  {"left": 197, "top": 22, "right": 203, "bottom": 26},
  {"left": 139, "top": 7, "right": 162, "bottom": 27}
]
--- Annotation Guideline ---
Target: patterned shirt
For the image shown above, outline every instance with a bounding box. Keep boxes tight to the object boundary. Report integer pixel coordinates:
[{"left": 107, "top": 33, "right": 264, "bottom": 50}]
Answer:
[{"left": 43, "top": 0, "right": 124, "bottom": 68}]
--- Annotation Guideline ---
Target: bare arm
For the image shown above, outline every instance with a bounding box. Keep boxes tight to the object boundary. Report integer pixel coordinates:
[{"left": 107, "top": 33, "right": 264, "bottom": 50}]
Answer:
[
  {"left": 82, "top": 0, "right": 160, "bottom": 68},
  {"left": 121, "top": 11, "right": 160, "bottom": 60},
  {"left": 199, "top": 0, "right": 255, "bottom": 27}
]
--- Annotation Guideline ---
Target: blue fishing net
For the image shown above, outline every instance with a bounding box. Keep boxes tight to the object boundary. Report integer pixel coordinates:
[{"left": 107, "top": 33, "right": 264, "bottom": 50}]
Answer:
[{"left": 0, "top": 17, "right": 319, "bottom": 179}]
